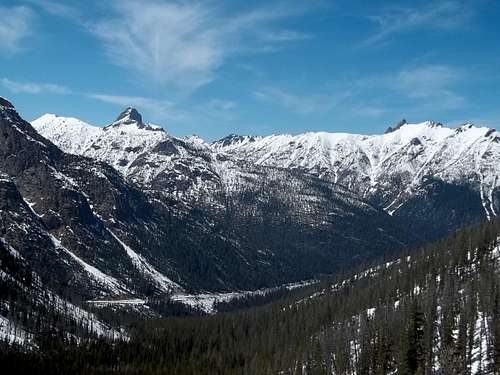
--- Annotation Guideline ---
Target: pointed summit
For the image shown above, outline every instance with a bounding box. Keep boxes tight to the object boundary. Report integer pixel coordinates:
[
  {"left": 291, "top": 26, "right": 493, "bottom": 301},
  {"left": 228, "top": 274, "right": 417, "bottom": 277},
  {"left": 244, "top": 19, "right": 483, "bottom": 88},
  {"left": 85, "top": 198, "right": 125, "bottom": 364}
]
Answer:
[
  {"left": 114, "top": 107, "right": 143, "bottom": 125},
  {"left": 427, "top": 120, "right": 443, "bottom": 127},
  {"left": 104, "top": 107, "right": 164, "bottom": 132},
  {"left": 105, "top": 107, "right": 148, "bottom": 130}
]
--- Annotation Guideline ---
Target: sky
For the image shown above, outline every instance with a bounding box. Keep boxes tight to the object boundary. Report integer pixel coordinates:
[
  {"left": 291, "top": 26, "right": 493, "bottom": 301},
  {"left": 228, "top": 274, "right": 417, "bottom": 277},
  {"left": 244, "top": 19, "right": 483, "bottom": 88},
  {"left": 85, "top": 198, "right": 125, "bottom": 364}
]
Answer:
[{"left": 1, "top": 0, "right": 500, "bottom": 141}]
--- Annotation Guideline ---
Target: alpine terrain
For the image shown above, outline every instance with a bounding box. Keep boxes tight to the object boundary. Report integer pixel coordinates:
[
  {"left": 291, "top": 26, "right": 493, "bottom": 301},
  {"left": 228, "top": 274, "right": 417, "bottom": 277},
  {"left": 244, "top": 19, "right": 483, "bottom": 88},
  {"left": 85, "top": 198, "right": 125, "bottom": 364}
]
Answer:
[
  {"left": 2, "top": 1, "right": 499, "bottom": 372},
  {"left": 1, "top": 97, "right": 500, "bottom": 373}
]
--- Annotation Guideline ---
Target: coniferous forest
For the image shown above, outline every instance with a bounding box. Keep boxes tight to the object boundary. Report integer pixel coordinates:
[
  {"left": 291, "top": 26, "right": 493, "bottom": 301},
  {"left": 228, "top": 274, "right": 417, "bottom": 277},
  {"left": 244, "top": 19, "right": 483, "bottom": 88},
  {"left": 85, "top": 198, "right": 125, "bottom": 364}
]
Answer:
[{"left": 2, "top": 219, "right": 500, "bottom": 374}]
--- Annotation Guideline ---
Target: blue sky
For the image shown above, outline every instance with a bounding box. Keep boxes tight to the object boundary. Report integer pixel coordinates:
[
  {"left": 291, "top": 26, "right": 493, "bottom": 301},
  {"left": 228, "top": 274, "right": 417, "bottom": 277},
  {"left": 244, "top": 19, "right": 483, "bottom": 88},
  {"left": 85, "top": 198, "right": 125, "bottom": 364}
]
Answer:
[{"left": 1, "top": 0, "right": 500, "bottom": 140}]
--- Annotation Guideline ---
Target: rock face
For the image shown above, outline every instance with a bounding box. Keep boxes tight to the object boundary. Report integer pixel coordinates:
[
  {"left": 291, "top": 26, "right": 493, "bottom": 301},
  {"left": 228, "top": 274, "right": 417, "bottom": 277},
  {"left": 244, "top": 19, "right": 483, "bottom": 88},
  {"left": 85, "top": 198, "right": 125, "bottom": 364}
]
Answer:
[
  {"left": 113, "top": 107, "right": 144, "bottom": 126},
  {"left": 0, "top": 100, "right": 176, "bottom": 298}
]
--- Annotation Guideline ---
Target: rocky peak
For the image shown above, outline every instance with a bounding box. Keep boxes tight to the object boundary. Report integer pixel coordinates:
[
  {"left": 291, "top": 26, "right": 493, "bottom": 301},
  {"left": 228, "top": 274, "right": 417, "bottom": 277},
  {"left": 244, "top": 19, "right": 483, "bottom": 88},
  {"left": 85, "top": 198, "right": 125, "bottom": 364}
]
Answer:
[
  {"left": 183, "top": 135, "right": 210, "bottom": 150},
  {"left": 427, "top": 120, "right": 443, "bottom": 128},
  {"left": 213, "top": 134, "right": 258, "bottom": 149},
  {"left": 106, "top": 107, "right": 145, "bottom": 129},
  {"left": 384, "top": 119, "right": 407, "bottom": 134},
  {"left": 0, "top": 97, "right": 15, "bottom": 110},
  {"left": 105, "top": 107, "right": 164, "bottom": 132},
  {"left": 116, "top": 107, "right": 143, "bottom": 124}
]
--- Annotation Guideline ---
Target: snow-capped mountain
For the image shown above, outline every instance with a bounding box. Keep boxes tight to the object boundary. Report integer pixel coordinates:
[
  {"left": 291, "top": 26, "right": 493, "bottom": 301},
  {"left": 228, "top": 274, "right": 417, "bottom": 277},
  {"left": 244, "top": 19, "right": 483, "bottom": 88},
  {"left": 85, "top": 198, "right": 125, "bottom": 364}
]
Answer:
[
  {"left": 0, "top": 97, "right": 185, "bottom": 298},
  {"left": 34, "top": 110, "right": 500, "bottom": 241},
  {"left": 33, "top": 108, "right": 219, "bottom": 200},
  {"left": 4, "top": 96, "right": 500, "bottom": 359},
  {"left": 213, "top": 120, "right": 499, "bottom": 216},
  {"left": 213, "top": 120, "right": 500, "bottom": 239}
]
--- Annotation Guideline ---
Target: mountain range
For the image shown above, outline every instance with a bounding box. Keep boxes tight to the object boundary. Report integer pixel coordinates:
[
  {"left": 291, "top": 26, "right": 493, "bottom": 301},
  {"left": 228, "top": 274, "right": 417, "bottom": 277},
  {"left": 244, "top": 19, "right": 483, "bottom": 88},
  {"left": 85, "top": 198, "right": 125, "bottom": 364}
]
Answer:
[
  {"left": 1, "top": 94, "right": 499, "bottom": 337},
  {"left": 1, "top": 97, "right": 410, "bottom": 299},
  {"left": 33, "top": 106, "right": 500, "bottom": 242}
]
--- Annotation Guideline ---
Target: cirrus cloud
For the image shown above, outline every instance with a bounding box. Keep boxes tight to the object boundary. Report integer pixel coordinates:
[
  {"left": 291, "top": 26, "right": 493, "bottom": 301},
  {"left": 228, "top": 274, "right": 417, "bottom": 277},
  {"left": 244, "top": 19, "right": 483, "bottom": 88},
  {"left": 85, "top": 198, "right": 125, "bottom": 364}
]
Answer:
[
  {"left": 0, "top": 6, "right": 35, "bottom": 55},
  {"left": 91, "top": 1, "right": 311, "bottom": 92},
  {"left": 1, "top": 78, "right": 70, "bottom": 95},
  {"left": 253, "top": 87, "right": 342, "bottom": 115},
  {"left": 394, "top": 65, "right": 465, "bottom": 108},
  {"left": 363, "top": 1, "right": 473, "bottom": 46}
]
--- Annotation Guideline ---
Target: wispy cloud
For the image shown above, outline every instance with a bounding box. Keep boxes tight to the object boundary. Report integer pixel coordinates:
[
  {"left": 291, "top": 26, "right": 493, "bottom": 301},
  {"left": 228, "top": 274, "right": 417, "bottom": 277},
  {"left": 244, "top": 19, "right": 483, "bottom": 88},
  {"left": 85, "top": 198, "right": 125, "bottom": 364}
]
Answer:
[
  {"left": 349, "top": 106, "right": 388, "bottom": 118},
  {"left": 255, "top": 64, "right": 465, "bottom": 119},
  {"left": 363, "top": 1, "right": 473, "bottom": 46},
  {"left": 24, "top": 0, "right": 81, "bottom": 20},
  {"left": 393, "top": 65, "right": 465, "bottom": 108},
  {"left": 91, "top": 1, "right": 311, "bottom": 92},
  {"left": 1, "top": 78, "right": 70, "bottom": 94},
  {"left": 207, "top": 99, "right": 237, "bottom": 111},
  {"left": 88, "top": 93, "right": 187, "bottom": 121},
  {"left": 253, "top": 85, "right": 391, "bottom": 119},
  {"left": 254, "top": 87, "right": 341, "bottom": 115},
  {"left": 257, "top": 29, "right": 311, "bottom": 42},
  {"left": 0, "top": 6, "right": 35, "bottom": 55},
  {"left": 350, "top": 64, "right": 465, "bottom": 111}
]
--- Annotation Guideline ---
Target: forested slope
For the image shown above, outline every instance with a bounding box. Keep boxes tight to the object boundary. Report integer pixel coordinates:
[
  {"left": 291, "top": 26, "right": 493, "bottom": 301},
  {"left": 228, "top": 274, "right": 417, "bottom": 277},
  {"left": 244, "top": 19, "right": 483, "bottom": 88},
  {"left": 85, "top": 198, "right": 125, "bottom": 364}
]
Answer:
[{"left": 2, "top": 219, "right": 500, "bottom": 374}]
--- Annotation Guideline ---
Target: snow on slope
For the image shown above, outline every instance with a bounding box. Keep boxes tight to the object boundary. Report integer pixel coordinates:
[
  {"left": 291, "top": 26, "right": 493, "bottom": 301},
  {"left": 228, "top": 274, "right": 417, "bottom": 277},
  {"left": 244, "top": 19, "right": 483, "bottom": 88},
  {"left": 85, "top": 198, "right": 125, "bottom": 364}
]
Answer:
[
  {"left": 0, "top": 315, "right": 33, "bottom": 346},
  {"left": 108, "top": 230, "right": 182, "bottom": 294},
  {"left": 32, "top": 114, "right": 101, "bottom": 154},
  {"left": 33, "top": 111, "right": 500, "bottom": 218},
  {"left": 1, "top": 258, "right": 124, "bottom": 342},
  {"left": 33, "top": 111, "right": 166, "bottom": 175},
  {"left": 49, "top": 234, "right": 130, "bottom": 295},
  {"left": 170, "top": 279, "right": 317, "bottom": 314},
  {"left": 213, "top": 121, "right": 500, "bottom": 217},
  {"left": 33, "top": 109, "right": 220, "bottom": 198}
]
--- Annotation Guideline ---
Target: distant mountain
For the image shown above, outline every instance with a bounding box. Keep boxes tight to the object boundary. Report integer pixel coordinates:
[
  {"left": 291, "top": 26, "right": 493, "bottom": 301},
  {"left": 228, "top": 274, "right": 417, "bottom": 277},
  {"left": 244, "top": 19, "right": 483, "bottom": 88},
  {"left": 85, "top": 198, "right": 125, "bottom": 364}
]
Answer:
[
  {"left": 3, "top": 96, "right": 500, "bottom": 368},
  {"left": 213, "top": 120, "right": 500, "bottom": 239},
  {"left": 35, "top": 111, "right": 500, "bottom": 242}
]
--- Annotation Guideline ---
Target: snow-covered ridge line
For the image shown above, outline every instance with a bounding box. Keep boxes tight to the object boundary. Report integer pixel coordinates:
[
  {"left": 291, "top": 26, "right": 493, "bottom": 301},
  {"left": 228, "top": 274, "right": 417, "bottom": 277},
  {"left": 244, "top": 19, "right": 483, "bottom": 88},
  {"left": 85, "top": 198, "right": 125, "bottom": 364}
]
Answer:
[
  {"left": 50, "top": 235, "right": 129, "bottom": 295},
  {"left": 0, "top": 97, "right": 15, "bottom": 109},
  {"left": 213, "top": 121, "right": 500, "bottom": 218},
  {"left": 31, "top": 110, "right": 219, "bottom": 201},
  {"left": 33, "top": 112, "right": 500, "bottom": 221}
]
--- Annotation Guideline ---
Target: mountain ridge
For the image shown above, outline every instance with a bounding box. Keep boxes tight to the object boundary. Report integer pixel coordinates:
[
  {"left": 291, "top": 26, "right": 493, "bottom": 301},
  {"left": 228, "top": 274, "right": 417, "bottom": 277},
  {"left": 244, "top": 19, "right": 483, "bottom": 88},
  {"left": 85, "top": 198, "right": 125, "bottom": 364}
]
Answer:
[{"left": 33, "top": 110, "right": 499, "bottom": 241}]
